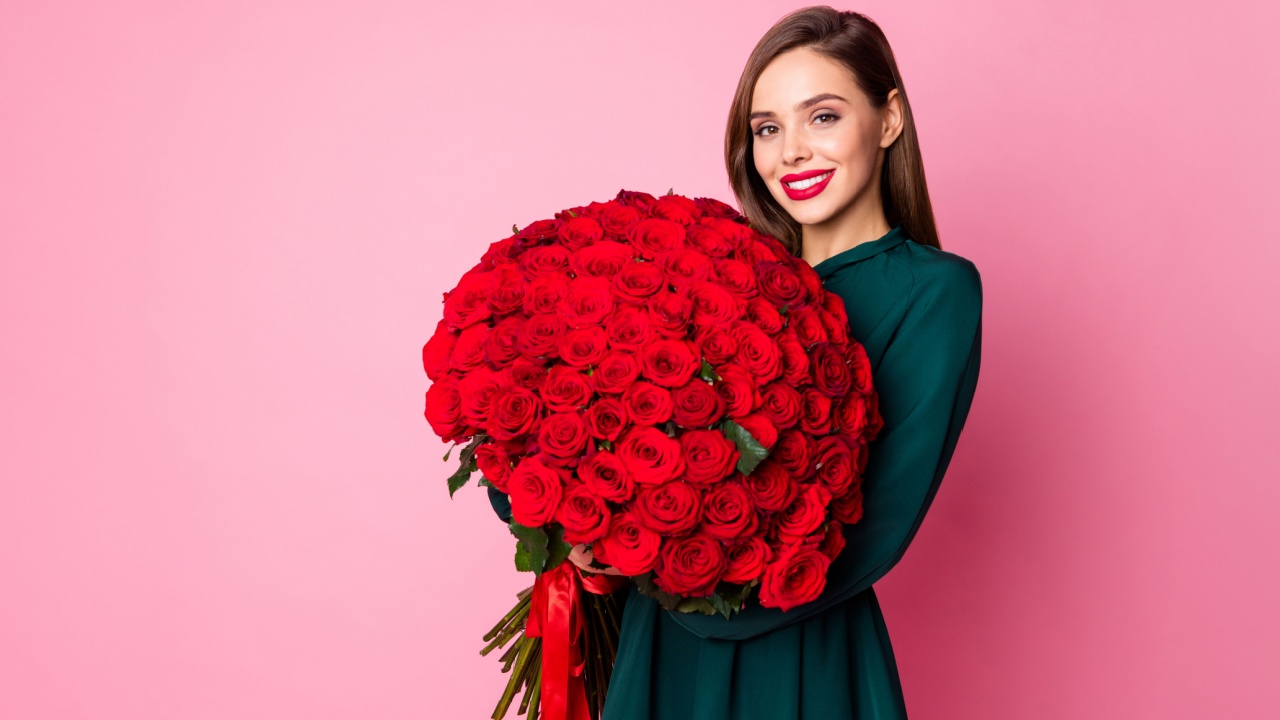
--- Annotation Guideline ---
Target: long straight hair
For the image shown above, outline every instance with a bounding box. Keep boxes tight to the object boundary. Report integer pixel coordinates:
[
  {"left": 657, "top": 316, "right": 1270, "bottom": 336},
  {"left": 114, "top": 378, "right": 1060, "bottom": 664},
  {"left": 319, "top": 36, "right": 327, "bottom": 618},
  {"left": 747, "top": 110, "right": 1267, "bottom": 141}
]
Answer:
[{"left": 725, "top": 6, "right": 941, "bottom": 254}]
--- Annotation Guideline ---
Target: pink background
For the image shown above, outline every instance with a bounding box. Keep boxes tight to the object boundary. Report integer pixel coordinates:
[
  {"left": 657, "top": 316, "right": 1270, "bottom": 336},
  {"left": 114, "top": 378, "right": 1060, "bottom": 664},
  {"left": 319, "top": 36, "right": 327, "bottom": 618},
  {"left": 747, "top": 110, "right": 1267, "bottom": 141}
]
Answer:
[{"left": 2, "top": 1, "right": 1277, "bottom": 718}]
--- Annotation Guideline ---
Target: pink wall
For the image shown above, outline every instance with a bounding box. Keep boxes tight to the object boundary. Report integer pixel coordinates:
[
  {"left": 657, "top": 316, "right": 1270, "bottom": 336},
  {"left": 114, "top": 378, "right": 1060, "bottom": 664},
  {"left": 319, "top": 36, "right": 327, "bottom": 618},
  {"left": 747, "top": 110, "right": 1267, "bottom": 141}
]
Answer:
[{"left": 2, "top": 1, "right": 1276, "bottom": 718}]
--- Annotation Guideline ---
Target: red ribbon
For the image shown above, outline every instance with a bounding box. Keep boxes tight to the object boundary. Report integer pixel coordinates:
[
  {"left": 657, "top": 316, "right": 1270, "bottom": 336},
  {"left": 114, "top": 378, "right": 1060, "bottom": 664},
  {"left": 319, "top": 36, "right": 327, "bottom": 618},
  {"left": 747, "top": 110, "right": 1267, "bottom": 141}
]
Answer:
[{"left": 525, "top": 562, "right": 628, "bottom": 720}]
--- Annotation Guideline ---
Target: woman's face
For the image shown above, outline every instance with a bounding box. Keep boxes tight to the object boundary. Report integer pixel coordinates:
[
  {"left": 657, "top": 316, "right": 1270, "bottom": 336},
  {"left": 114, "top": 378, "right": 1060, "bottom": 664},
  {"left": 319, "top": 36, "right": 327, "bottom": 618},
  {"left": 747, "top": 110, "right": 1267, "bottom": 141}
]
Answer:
[{"left": 749, "top": 47, "right": 901, "bottom": 228}]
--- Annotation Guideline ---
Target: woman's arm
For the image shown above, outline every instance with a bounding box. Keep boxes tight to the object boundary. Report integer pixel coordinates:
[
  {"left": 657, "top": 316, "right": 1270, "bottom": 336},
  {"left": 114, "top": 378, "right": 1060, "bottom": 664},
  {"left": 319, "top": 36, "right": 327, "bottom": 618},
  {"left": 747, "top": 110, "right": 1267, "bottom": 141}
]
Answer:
[{"left": 667, "top": 258, "right": 984, "bottom": 641}]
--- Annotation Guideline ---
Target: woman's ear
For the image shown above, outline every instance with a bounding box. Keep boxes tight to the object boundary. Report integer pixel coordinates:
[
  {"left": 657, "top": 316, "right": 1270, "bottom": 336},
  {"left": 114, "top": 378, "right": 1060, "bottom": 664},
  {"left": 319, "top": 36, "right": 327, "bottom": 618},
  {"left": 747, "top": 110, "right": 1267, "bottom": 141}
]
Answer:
[{"left": 880, "top": 88, "right": 905, "bottom": 148}]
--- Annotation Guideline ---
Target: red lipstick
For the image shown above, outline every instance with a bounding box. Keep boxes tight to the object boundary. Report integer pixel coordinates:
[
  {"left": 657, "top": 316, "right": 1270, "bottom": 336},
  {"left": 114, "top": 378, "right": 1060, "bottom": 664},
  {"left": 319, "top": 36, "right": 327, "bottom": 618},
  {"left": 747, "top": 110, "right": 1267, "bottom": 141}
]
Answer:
[{"left": 780, "top": 168, "right": 836, "bottom": 201}]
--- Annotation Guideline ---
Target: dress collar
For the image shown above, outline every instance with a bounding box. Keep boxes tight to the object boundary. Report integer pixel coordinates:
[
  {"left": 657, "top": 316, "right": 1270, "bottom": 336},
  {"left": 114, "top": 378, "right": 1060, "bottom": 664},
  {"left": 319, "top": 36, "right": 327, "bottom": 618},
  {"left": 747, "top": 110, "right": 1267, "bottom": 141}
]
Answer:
[{"left": 810, "top": 224, "right": 908, "bottom": 279}]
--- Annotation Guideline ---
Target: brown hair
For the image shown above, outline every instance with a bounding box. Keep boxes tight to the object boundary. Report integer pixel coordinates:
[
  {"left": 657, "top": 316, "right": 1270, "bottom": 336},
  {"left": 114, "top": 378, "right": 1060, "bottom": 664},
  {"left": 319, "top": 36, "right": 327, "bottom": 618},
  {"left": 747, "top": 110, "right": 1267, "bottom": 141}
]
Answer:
[{"left": 725, "top": 6, "right": 941, "bottom": 253}]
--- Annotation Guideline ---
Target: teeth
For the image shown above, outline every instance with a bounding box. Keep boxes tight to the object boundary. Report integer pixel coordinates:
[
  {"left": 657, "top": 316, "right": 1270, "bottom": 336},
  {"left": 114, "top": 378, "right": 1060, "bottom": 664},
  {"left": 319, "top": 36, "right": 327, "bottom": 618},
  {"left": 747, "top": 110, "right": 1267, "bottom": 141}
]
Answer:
[{"left": 784, "top": 171, "right": 832, "bottom": 190}]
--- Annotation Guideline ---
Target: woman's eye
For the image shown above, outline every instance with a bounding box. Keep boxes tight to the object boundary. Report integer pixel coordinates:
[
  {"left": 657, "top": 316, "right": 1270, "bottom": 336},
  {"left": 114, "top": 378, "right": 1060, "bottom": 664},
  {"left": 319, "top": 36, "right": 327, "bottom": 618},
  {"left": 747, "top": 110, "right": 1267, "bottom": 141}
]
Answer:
[
  {"left": 753, "top": 125, "right": 777, "bottom": 137},
  {"left": 815, "top": 112, "right": 839, "bottom": 124}
]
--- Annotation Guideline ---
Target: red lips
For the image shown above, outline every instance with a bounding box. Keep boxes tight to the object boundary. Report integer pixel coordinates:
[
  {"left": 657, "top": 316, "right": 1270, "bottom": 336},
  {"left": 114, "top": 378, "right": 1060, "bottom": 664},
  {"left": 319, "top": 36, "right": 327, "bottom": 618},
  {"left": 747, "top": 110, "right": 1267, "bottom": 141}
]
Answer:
[{"left": 780, "top": 168, "right": 835, "bottom": 183}]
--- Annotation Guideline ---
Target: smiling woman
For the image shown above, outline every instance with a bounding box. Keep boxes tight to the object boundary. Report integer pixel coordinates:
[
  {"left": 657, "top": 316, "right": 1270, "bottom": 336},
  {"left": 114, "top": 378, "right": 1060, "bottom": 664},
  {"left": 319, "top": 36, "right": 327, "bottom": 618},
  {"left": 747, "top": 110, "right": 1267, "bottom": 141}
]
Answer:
[{"left": 586, "top": 6, "right": 985, "bottom": 720}]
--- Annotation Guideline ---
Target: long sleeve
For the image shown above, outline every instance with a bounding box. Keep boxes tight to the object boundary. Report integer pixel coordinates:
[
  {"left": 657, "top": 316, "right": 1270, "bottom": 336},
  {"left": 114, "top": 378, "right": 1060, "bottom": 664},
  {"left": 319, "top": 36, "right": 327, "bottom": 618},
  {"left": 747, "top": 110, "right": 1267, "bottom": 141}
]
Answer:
[
  {"left": 667, "top": 258, "right": 984, "bottom": 641},
  {"left": 488, "top": 484, "right": 513, "bottom": 524}
]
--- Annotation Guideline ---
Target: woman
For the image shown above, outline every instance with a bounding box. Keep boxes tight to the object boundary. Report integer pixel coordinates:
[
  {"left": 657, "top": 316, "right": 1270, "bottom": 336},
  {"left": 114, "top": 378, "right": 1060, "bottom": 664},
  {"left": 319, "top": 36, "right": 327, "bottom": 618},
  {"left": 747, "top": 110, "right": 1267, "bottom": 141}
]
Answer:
[{"left": 490, "top": 6, "right": 983, "bottom": 719}]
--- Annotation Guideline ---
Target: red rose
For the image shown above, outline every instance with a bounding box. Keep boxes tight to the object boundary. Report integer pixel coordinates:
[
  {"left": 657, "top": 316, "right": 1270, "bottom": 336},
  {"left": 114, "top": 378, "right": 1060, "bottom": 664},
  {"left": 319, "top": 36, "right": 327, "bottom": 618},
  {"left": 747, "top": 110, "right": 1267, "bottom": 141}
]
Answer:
[
  {"left": 744, "top": 296, "right": 784, "bottom": 335},
  {"left": 459, "top": 367, "right": 511, "bottom": 427},
  {"left": 771, "top": 429, "right": 816, "bottom": 479},
  {"left": 651, "top": 194, "right": 700, "bottom": 225},
  {"left": 523, "top": 273, "right": 570, "bottom": 315},
  {"left": 487, "top": 265, "right": 528, "bottom": 318},
  {"left": 833, "top": 392, "right": 871, "bottom": 436},
  {"left": 712, "top": 363, "right": 759, "bottom": 418},
  {"left": 582, "top": 398, "right": 628, "bottom": 442},
  {"left": 627, "top": 217, "right": 686, "bottom": 259},
  {"left": 799, "top": 387, "right": 835, "bottom": 436},
  {"left": 591, "top": 351, "right": 641, "bottom": 395},
  {"left": 578, "top": 450, "right": 635, "bottom": 503},
  {"left": 541, "top": 365, "right": 592, "bottom": 413},
  {"left": 558, "top": 326, "right": 609, "bottom": 368},
  {"left": 645, "top": 291, "right": 694, "bottom": 338},
  {"left": 814, "top": 436, "right": 856, "bottom": 496},
  {"left": 760, "top": 381, "right": 803, "bottom": 430},
  {"left": 517, "top": 244, "right": 572, "bottom": 278},
  {"left": 685, "top": 280, "right": 744, "bottom": 327},
  {"left": 775, "top": 332, "right": 812, "bottom": 387},
  {"left": 654, "top": 533, "right": 727, "bottom": 597},
  {"left": 685, "top": 224, "right": 735, "bottom": 258},
  {"left": 424, "top": 377, "right": 470, "bottom": 442},
  {"left": 597, "top": 203, "right": 644, "bottom": 237},
  {"left": 612, "top": 190, "right": 657, "bottom": 213},
  {"left": 830, "top": 485, "right": 864, "bottom": 524},
  {"left": 450, "top": 323, "right": 489, "bottom": 372},
  {"left": 616, "top": 426, "right": 686, "bottom": 485},
  {"left": 612, "top": 262, "right": 666, "bottom": 304},
  {"left": 559, "top": 276, "right": 615, "bottom": 329},
  {"left": 604, "top": 306, "right": 656, "bottom": 352},
  {"left": 571, "top": 240, "right": 635, "bottom": 278},
  {"left": 679, "top": 429, "right": 739, "bottom": 485},
  {"left": 507, "top": 456, "right": 564, "bottom": 527},
  {"left": 515, "top": 312, "right": 567, "bottom": 359},
  {"left": 692, "top": 196, "right": 740, "bottom": 220},
  {"left": 758, "top": 547, "right": 831, "bottom": 611},
  {"left": 773, "top": 483, "right": 832, "bottom": 542},
  {"left": 510, "top": 357, "right": 548, "bottom": 391},
  {"left": 700, "top": 482, "right": 758, "bottom": 540},
  {"left": 515, "top": 218, "right": 561, "bottom": 242},
  {"left": 693, "top": 324, "right": 739, "bottom": 366},
  {"left": 537, "top": 412, "right": 589, "bottom": 462},
  {"left": 809, "top": 342, "right": 853, "bottom": 399},
  {"left": 817, "top": 520, "right": 846, "bottom": 562},
  {"left": 639, "top": 339, "right": 699, "bottom": 388},
  {"left": 555, "top": 483, "right": 612, "bottom": 544},
  {"left": 593, "top": 511, "right": 661, "bottom": 575},
  {"left": 755, "top": 261, "right": 807, "bottom": 310},
  {"left": 422, "top": 319, "right": 456, "bottom": 381},
  {"left": 659, "top": 248, "right": 715, "bottom": 290},
  {"left": 443, "top": 271, "right": 494, "bottom": 330},
  {"left": 722, "top": 536, "right": 772, "bottom": 584},
  {"left": 484, "top": 316, "right": 524, "bottom": 367},
  {"left": 480, "top": 236, "right": 519, "bottom": 269},
  {"left": 557, "top": 216, "right": 604, "bottom": 252},
  {"left": 698, "top": 217, "right": 754, "bottom": 248},
  {"left": 621, "top": 381, "right": 674, "bottom": 426},
  {"left": 730, "top": 322, "right": 783, "bottom": 384},
  {"left": 739, "top": 459, "right": 796, "bottom": 512},
  {"left": 786, "top": 305, "right": 828, "bottom": 348},
  {"left": 633, "top": 480, "right": 702, "bottom": 536},
  {"left": 474, "top": 443, "right": 513, "bottom": 492},
  {"left": 846, "top": 342, "right": 874, "bottom": 394},
  {"left": 712, "top": 258, "right": 757, "bottom": 298},
  {"left": 487, "top": 386, "right": 542, "bottom": 441},
  {"left": 671, "top": 379, "right": 725, "bottom": 429}
]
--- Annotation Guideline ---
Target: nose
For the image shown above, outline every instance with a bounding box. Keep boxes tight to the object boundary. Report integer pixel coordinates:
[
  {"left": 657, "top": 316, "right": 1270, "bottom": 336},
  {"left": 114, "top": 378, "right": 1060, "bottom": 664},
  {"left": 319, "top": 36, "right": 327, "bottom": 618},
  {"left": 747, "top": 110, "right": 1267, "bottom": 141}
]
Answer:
[{"left": 783, "top": 128, "right": 810, "bottom": 166}]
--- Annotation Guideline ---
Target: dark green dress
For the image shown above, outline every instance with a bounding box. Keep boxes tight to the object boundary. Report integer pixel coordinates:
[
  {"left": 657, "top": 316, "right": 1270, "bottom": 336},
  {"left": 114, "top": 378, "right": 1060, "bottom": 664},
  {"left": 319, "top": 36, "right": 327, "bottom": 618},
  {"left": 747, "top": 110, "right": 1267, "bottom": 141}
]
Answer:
[{"left": 489, "top": 224, "right": 984, "bottom": 719}]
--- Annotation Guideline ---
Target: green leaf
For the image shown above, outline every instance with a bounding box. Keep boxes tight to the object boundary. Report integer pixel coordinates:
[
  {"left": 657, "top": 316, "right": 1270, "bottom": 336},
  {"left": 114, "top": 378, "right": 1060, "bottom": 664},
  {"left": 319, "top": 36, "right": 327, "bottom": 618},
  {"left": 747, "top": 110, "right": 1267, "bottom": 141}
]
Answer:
[
  {"left": 598, "top": 439, "right": 612, "bottom": 451},
  {"left": 699, "top": 358, "right": 721, "bottom": 383},
  {"left": 512, "top": 223, "right": 520, "bottom": 234},
  {"left": 704, "top": 591, "right": 736, "bottom": 620},
  {"left": 446, "top": 434, "right": 487, "bottom": 498},
  {"left": 545, "top": 524, "right": 573, "bottom": 572},
  {"left": 509, "top": 521, "right": 551, "bottom": 575},
  {"left": 514, "top": 538, "right": 533, "bottom": 572},
  {"left": 778, "top": 303, "right": 790, "bottom": 315},
  {"left": 722, "top": 418, "right": 770, "bottom": 475},
  {"left": 567, "top": 209, "right": 578, "bottom": 217},
  {"left": 665, "top": 187, "right": 674, "bottom": 196},
  {"left": 477, "top": 477, "right": 493, "bottom": 489},
  {"left": 633, "top": 572, "right": 682, "bottom": 611},
  {"left": 674, "top": 596, "right": 719, "bottom": 615},
  {"left": 443, "top": 442, "right": 455, "bottom": 462}
]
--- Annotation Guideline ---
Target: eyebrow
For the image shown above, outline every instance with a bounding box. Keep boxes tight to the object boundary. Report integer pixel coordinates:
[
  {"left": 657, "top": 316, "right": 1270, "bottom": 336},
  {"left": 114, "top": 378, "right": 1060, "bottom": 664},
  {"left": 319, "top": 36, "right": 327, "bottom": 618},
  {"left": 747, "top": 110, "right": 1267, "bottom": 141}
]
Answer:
[{"left": 748, "top": 93, "right": 848, "bottom": 121}]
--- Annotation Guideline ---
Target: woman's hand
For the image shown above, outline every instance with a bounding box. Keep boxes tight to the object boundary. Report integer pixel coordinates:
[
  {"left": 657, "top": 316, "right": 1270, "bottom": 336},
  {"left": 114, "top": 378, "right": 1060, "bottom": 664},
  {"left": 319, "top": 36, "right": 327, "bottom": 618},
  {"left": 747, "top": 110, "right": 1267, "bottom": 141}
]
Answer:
[{"left": 568, "top": 543, "right": 625, "bottom": 575}]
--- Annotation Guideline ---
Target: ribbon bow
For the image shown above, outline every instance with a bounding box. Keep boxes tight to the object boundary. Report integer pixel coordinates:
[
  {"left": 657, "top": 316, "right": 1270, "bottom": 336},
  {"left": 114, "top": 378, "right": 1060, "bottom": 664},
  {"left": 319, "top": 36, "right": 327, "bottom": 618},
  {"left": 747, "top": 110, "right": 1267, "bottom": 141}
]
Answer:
[{"left": 525, "top": 561, "right": 628, "bottom": 720}]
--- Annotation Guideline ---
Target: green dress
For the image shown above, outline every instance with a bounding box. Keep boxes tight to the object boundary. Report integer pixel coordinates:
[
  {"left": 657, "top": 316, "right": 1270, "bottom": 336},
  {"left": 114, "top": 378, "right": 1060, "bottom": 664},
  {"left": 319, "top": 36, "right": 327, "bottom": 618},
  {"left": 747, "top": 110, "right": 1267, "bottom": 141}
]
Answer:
[{"left": 488, "top": 224, "right": 984, "bottom": 720}]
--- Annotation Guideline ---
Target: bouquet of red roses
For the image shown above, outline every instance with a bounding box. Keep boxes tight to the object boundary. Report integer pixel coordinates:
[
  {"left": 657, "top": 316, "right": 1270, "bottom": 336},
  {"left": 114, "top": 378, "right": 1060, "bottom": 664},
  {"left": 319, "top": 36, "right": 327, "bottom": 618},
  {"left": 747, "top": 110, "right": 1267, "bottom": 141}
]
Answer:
[{"left": 423, "top": 189, "right": 883, "bottom": 720}]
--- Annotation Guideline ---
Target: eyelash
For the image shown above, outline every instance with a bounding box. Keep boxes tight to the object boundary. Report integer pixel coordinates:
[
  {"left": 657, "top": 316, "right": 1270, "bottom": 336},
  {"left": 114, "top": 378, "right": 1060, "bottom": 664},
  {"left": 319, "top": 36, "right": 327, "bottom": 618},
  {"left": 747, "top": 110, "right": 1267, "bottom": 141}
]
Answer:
[{"left": 753, "top": 112, "right": 840, "bottom": 137}]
